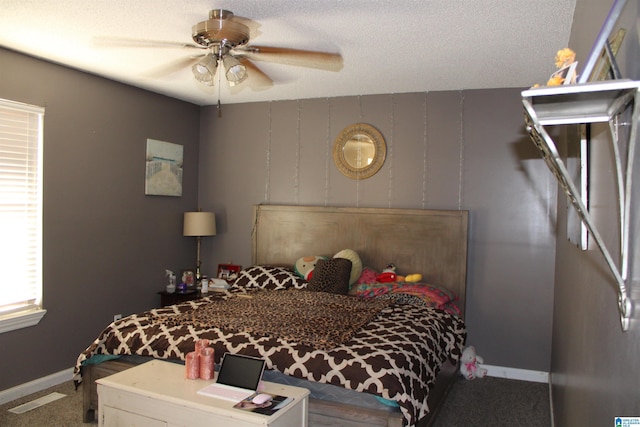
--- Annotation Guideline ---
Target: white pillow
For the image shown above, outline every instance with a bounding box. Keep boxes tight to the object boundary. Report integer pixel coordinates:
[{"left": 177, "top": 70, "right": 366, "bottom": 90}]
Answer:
[{"left": 334, "top": 249, "right": 362, "bottom": 286}]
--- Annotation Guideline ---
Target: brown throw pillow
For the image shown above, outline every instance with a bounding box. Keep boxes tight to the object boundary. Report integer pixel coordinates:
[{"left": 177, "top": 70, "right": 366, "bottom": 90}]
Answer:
[{"left": 307, "top": 258, "right": 352, "bottom": 294}]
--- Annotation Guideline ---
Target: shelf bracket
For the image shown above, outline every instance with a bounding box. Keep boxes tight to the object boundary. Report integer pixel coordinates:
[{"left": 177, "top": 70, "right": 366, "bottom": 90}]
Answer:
[{"left": 522, "top": 80, "right": 640, "bottom": 331}]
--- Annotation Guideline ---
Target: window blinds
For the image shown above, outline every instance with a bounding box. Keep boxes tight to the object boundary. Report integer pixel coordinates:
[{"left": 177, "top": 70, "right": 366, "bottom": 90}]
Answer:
[{"left": 0, "top": 99, "right": 44, "bottom": 316}]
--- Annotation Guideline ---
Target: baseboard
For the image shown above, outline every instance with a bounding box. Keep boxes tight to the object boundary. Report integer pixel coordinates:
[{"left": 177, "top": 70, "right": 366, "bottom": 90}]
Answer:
[
  {"left": 483, "top": 364, "right": 549, "bottom": 383},
  {"left": 0, "top": 367, "right": 73, "bottom": 405}
]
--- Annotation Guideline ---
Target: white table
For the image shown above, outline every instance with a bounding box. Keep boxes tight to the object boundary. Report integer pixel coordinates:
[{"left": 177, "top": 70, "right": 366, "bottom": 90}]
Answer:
[{"left": 96, "top": 359, "right": 309, "bottom": 427}]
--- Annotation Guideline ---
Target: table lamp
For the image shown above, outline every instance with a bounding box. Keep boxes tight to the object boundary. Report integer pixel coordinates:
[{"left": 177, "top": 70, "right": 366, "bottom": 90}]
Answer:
[{"left": 183, "top": 210, "right": 216, "bottom": 282}]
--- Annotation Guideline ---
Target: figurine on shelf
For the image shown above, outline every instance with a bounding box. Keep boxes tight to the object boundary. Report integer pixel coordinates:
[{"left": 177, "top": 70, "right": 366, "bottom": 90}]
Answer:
[{"left": 531, "top": 48, "right": 578, "bottom": 88}]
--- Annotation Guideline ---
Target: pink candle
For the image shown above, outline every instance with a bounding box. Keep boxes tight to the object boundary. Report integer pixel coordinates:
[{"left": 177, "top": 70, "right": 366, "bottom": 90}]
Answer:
[
  {"left": 199, "top": 347, "right": 215, "bottom": 380},
  {"left": 195, "top": 339, "right": 210, "bottom": 355},
  {"left": 185, "top": 351, "right": 200, "bottom": 380}
]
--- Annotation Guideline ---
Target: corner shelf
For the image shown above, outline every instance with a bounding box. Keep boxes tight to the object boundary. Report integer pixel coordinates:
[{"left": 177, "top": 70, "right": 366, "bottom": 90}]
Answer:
[{"left": 522, "top": 79, "right": 640, "bottom": 331}]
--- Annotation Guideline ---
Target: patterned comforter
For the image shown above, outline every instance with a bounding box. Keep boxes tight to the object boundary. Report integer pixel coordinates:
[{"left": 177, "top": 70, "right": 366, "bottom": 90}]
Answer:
[{"left": 75, "top": 288, "right": 465, "bottom": 426}]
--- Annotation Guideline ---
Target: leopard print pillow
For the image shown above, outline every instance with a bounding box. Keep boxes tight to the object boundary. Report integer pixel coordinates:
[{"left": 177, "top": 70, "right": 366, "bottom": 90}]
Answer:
[{"left": 307, "top": 258, "right": 352, "bottom": 294}]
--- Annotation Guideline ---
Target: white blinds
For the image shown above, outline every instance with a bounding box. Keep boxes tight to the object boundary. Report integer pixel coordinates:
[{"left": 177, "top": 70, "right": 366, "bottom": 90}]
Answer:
[{"left": 0, "top": 99, "right": 44, "bottom": 315}]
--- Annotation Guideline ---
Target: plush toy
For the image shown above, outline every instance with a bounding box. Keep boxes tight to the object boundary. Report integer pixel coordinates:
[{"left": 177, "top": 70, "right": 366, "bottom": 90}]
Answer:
[
  {"left": 376, "top": 263, "right": 398, "bottom": 283},
  {"left": 357, "top": 267, "right": 378, "bottom": 284},
  {"left": 532, "top": 47, "right": 577, "bottom": 88},
  {"left": 459, "top": 346, "right": 487, "bottom": 380},
  {"left": 334, "top": 249, "right": 363, "bottom": 286},
  {"left": 554, "top": 48, "right": 577, "bottom": 69},
  {"left": 404, "top": 273, "right": 423, "bottom": 283},
  {"left": 294, "top": 255, "right": 326, "bottom": 280}
]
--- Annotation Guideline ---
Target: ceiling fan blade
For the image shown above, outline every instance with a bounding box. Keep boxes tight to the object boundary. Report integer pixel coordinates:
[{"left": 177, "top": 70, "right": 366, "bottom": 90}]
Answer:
[
  {"left": 235, "top": 45, "right": 343, "bottom": 72},
  {"left": 93, "top": 36, "right": 205, "bottom": 50},
  {"left": 143, "top": 54, "right": 205, "bottom": 78},
  {"left": 240, "top": 58, "right": 274, "bottom": 88}
]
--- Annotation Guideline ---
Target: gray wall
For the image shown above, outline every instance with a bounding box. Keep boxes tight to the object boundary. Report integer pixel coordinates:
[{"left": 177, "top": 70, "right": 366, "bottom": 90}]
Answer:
[
  {"left": 551, "top": 1, "right": 640, "bottom": 425},
  {"left": 0, "top": 48, "right": 200, "bottom": 390},
  {"left": 198, "top": 90, "right": 557, "bottom": 372},
  {"left": 0, "top": 35, "right": 562, "bottom": 392}
]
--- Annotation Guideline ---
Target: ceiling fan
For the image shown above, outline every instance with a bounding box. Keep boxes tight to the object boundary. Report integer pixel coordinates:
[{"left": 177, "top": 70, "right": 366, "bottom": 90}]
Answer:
[{"left": 97, "top": 9, "right": 343, "bottom": 89}]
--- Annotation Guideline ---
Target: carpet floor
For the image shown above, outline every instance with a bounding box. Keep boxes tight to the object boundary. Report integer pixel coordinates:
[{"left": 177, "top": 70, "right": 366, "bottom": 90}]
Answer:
[
  {"left": 433, "top": 376, "right": 551, "bottom": 426},
  {"left": 0, "top": 376, "right": 550, "bottom": 426}
]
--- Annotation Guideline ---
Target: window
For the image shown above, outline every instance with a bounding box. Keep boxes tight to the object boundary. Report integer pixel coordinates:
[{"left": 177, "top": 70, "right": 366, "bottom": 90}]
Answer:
[{"left": 0, "top": 98, "right": 45, "bottom": 333}]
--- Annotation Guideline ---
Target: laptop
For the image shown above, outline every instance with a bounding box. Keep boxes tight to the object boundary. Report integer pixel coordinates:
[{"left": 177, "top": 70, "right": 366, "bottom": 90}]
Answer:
[{"left": 197, "top": 353, "right": 266, "bottom": 402}]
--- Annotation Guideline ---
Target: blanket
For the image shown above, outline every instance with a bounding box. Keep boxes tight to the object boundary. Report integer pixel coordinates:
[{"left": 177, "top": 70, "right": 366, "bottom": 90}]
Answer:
[
  {"left": 154, "top": 289, "right": 390, "bottom": 350},
  {"left": 75, "top": 289, "right": 465, "bottom": 426}
]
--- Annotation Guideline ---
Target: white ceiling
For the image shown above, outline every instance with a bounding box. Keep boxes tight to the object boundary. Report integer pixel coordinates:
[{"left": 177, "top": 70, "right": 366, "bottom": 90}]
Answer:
[{"left": 0, "top": 0, "right": 577, "bottom": 106}]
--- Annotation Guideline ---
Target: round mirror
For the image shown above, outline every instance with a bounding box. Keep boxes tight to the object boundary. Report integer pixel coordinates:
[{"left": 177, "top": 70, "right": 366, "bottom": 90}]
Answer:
[{"left": 333, "top": 123, "right": 386, "bottom": 179}]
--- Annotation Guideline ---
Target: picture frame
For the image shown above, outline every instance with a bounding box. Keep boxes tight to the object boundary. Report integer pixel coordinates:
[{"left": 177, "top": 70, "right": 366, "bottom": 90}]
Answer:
[
  {"left": 180, "top": 269, "right": 196, "bottom": 287},
  {"left": 145, "top": 139, "right": 183, "bottom": 197},
  {"left": 590, "top": 28, "right": 626, "bottom": 82},
  {"left": 578, "top": 0, "right": 629, "bottom": 84},
  {"left": 217, "top": 264, "right": 241, "bottom": 283}
]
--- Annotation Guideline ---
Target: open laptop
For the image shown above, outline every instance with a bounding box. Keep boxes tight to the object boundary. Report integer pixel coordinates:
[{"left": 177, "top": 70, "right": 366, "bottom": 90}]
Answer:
[{"left": 197, "top": 353, "right": 266, "bottom": 402}]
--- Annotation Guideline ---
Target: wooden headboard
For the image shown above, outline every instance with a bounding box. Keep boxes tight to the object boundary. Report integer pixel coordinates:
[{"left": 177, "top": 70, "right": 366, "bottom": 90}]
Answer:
[{"left": 252, "top": 205, "right": 469, "bottom": 317}]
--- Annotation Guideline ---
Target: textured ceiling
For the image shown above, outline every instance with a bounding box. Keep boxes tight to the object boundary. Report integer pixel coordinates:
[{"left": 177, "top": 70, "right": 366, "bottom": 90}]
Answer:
[{"left": 0, "top": 0, "right": 577, "bottom": 106}]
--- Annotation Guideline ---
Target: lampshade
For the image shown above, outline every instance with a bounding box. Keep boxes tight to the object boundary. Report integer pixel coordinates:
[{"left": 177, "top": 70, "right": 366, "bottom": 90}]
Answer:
[
  {"left": 183, "top": 212, "right": 216, "bottom": 236},
  {"left": 223, "top": 55, "right": 248, "bottom": 86},
  {"left": 192, "top": 54, "right": 218, "bottom": 86}
]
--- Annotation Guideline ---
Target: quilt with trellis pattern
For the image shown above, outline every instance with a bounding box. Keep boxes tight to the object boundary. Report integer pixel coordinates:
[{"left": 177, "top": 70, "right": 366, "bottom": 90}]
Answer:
[{"left": 74, "top": 289, "right": 465, "bottom": 427}]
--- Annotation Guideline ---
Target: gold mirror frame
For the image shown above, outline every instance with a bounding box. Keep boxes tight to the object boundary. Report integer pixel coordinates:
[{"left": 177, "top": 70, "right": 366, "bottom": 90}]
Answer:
[{"left": 333, "top": 123, "right": 386, "bottom": 179}]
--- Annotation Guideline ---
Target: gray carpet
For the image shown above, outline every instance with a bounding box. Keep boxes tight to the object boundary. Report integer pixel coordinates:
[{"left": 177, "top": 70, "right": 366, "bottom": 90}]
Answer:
[
  {"left": 433, "top": 377, "right": 551, "bottom": 427},
  {"left": 0, "top": 381, "right": 85, "bottom": 427},
  {"left": 0, "top": 376, "right": 550, "bottom": 426}
]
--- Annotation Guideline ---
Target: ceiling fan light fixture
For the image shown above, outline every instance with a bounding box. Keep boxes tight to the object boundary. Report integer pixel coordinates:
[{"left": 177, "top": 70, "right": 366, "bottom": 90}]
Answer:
[
  {"left": 192, "top": 54, "right": 218, "bottom": 86},
  {"left": 223, "top": 56, "right": 248, "bottom": 86},
  {"left": 108, "top": 8, "right": 343, "bottom": 93}
]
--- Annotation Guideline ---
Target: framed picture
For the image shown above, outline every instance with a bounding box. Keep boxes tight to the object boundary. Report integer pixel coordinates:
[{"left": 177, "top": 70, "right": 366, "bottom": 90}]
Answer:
[
  {"left": 180, "top": 269, "right": 196, "bottom": 287},
  {"left": 590, "top": 28, "right": 626, "bottom": 81},
  {"left": 578, "top": 0, "right": 629, "bottom": 84},
  {"left": 145, "top": 139, "right": 183, "bottom": 197},
  {"left": 217, "top": 264, "right": 241, "bottom": 283}
]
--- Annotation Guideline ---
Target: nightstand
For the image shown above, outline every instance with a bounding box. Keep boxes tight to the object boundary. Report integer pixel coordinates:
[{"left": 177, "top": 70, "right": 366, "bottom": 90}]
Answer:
[{"left": 158, "top": 289, "right": 201, "bottom": 307}]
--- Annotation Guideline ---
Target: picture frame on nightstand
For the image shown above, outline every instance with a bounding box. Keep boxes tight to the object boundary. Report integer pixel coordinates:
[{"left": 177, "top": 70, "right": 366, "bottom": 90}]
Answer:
[
  {"left": 180, "top": 269, "right": 196, "bottom": 287},
  {"left": 217, "top": 264, "right": 241, "bottom": 283}
]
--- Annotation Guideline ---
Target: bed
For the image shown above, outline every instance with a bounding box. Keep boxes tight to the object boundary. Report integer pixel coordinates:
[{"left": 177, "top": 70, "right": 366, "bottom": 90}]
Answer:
[{"left": 76, "top": 205, "right": 468, "bottom": 427}]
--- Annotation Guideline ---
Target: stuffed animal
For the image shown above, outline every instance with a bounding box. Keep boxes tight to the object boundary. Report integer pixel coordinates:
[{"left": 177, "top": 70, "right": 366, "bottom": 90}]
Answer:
[
  {"left": 334, "top": 249, "right": 363, "bottom": 285},
  {"left": 531, "top": 48, "right": 577, "bottom": 88},
  {"left": 376, "top": 263, "right": 398, "bottom": 283},
  {"left": 404, "top": 273, "right": 423, "bottom": 282},
  {"left": 357, "top": 267, "right": 378, "bottom": 284},
  {"left": 294, "top": 255, "right": 326, "bottom": 280},
  {"left": 459, "top": 346, "right": 487, "bottom": 380}
]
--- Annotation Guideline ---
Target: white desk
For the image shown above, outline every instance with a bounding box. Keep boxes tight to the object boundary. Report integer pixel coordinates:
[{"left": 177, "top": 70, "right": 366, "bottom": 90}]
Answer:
[{"left": 96, "top": 359, "right": 309, "bottom": 427}]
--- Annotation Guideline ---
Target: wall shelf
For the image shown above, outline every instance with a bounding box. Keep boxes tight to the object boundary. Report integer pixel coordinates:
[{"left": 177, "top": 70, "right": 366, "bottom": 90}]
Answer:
[{"left": 522, "top": 79, "right": 640, "bottom": 331}]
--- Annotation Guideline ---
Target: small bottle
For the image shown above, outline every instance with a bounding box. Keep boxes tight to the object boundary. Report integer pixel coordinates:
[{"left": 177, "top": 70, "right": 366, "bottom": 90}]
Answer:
[
  {"left": 201, "top": 275, "right": 209, "bottom": 293},
  {"left": 166, "top": 270, "right": 176, "bottom": 293}
]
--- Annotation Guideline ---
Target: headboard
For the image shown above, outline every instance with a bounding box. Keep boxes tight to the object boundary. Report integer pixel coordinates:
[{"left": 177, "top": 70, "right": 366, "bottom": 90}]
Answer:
[{"left": 252, "top": 204, "right": 469, "bottom": 317}]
